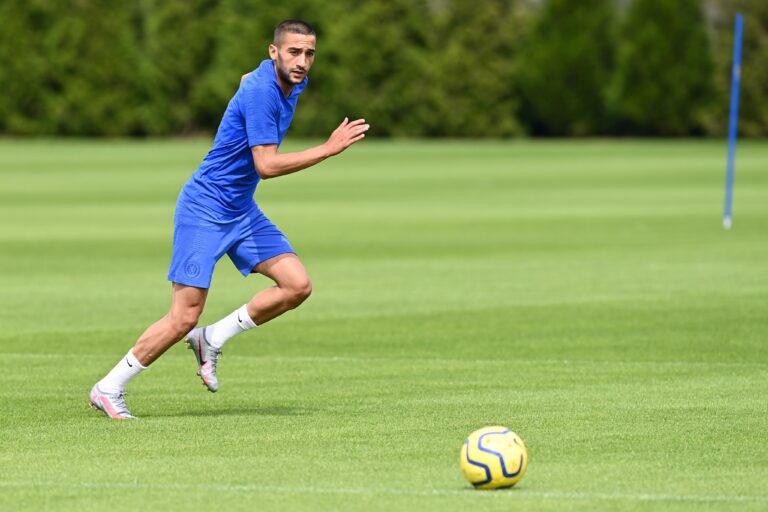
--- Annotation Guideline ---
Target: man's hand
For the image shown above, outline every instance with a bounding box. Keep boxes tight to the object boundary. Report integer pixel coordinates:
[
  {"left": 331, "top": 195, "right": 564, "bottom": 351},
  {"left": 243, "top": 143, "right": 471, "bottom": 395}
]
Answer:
[{"left": 324, "top": 118, "right": 369, "bottom": 157}]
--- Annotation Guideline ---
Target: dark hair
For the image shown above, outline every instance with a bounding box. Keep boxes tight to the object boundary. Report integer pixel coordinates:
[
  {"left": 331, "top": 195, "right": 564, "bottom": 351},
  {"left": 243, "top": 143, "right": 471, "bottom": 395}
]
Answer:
[{"left": 273, "top": 19, "right": 316, "bottom": 44}]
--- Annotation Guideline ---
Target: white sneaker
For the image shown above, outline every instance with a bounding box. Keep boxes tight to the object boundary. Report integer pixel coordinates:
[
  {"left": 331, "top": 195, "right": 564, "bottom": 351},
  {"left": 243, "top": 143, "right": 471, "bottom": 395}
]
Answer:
[
  {"left": 89, "top": 384, "right": 137, "bottom": 420},
  {"left": 185, "top": 328, "right": 221, "bottom": 392}
]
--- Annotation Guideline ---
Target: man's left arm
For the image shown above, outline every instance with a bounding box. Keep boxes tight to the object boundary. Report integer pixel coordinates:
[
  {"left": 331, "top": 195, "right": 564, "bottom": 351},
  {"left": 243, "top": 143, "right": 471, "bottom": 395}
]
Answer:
[{"left": 252, "top": 117, "right": 369, "bottom": 179}]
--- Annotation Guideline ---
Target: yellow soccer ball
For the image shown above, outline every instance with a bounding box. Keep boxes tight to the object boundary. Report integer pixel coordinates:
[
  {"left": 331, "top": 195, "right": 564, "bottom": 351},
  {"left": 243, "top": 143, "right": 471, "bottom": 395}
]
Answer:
[{"left": 460, "top": 426, "right": 528, "bottom": 490}]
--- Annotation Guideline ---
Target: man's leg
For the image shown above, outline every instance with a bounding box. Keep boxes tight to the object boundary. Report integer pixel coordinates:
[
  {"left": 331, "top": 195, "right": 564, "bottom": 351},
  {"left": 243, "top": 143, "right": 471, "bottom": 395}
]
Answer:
[
  {"left": 203, "top": 253, "right": 312, "bottom": 345},
  {"left": 132, "top": 283, "right": 208, "bottom": 365},
  {"left": 248, "top": 253, "right": 313, "bottom": 324},
  {"left": 186, "top": 253, "right": 311, "bottom": 391},
  {"left": 90, "top": 284, "right": 207, "bottom": 418}
]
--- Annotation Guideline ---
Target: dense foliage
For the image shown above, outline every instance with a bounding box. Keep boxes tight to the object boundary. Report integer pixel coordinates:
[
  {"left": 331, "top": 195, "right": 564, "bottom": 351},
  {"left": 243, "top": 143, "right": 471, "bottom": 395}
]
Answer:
[
  {"left": 0, "top": 0, "right": 763, "bottom": 137},
  {"left": 607, "top": 0, "right": 715, "bottom": 135}
]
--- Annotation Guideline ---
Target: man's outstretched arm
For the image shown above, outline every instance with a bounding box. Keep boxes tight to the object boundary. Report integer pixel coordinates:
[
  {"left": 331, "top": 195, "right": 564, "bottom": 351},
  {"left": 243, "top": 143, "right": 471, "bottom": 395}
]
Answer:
[{"left": 251, "top": 118, "right": 369, "bottom": 180}]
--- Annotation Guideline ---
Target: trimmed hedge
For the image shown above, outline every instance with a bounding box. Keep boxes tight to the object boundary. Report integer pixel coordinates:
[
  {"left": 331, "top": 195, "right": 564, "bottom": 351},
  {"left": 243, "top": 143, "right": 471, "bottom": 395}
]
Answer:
[{"left": 0, "top": 0, "right": 764, "bottom": 137}]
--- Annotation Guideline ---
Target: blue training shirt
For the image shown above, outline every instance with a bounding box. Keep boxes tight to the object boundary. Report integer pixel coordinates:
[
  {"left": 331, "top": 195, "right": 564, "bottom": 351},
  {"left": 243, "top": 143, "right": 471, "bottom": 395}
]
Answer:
[{"left": 180, "top": 59, "right": 308, "bottom": 216}]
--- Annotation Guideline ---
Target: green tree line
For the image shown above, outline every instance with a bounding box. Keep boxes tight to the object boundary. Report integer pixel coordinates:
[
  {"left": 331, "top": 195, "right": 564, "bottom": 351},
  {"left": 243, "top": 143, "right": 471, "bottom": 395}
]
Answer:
[{"left": 0, "top": 0, "right": 765, "bottom": 137}]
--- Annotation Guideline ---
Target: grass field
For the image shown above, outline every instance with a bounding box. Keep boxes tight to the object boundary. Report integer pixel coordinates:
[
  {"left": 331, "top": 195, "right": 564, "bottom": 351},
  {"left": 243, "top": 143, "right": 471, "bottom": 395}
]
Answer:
[{"left": 1, "top": 138, "right": 767, "bottom": 511}]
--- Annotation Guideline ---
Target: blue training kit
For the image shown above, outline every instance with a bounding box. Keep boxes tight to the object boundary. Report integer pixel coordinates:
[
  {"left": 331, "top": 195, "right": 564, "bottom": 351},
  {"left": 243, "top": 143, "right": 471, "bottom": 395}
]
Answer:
[{"left": 168, "top": 59, "right": 307, "bottom": 288}]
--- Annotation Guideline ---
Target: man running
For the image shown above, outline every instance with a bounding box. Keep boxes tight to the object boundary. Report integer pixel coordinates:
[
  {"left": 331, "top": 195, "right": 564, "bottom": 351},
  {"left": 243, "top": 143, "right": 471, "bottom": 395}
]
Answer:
[{"left": 89, "top": 19, "right": 369, "bottom": 419}]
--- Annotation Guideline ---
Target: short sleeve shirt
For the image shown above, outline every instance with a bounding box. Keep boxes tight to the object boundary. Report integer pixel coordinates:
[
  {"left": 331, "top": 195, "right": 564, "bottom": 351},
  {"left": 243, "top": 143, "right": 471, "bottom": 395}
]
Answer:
[{"left": 180, "top": 59, "right": 307, "bottom": 216}]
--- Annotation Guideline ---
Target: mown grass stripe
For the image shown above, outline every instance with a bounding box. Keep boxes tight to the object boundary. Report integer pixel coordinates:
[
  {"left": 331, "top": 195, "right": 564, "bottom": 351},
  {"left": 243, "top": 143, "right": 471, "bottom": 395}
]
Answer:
[{"left": 0, "top": 480, "right": 766, "bottom": 503}]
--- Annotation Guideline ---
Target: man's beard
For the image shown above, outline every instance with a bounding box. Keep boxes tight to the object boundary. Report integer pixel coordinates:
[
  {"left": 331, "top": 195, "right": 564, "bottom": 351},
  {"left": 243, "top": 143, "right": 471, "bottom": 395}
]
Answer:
[{"left": 276, "top": 57, "right": 304, "bottom": 86}]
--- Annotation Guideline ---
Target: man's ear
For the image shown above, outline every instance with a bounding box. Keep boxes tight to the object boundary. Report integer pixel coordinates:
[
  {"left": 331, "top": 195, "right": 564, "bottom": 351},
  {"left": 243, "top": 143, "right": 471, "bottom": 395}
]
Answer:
[{"left": 268, "top": 43, "right": 278, "bottom": 61}]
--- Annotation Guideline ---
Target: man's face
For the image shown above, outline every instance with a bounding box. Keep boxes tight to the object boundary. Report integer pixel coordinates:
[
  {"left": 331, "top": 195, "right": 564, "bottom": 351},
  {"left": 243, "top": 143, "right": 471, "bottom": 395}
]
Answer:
[{"left": 269, "top": 33, "right": 316, "bottom": 87}]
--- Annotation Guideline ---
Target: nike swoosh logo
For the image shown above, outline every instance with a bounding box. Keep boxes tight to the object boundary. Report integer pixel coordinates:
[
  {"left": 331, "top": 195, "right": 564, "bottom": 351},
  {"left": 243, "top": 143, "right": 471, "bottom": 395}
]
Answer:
[
  {"left": 197, "top": 337, "right": 206, "bottom": 364},
  {"left": 237, "top": 311, "right": 242, "bottom": 323},
  {"left": 126, "top": 357, "right": 133, "bottom": 368}
]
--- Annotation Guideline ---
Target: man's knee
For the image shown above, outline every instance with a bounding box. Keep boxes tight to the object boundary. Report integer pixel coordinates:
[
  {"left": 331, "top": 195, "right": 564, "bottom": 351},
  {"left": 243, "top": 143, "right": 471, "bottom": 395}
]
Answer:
[
  {"left": 284, "top": 278, "right": 312, "bottom": 308},
  {"left": 169, "top": 308, "right": 201, "bottom": 336}
]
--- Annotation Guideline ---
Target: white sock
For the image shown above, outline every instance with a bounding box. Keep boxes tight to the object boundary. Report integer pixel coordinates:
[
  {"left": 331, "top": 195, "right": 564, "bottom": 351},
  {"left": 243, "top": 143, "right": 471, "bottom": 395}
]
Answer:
[
  {"left": 205, "top": 304, "right": 257, "bottom": 349},
  {"left": 98, "top": 349, "right": 146, "bottom": 394}
]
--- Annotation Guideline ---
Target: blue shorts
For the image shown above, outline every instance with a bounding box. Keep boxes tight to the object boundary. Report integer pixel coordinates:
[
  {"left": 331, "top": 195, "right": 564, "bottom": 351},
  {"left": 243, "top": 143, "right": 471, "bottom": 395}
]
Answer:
[{"left": 167, "top": 198, "right": 295, "bottom": 289}]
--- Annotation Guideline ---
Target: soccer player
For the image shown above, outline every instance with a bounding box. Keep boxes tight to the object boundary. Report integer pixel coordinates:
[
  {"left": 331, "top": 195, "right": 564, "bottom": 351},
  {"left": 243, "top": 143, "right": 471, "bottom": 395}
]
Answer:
[{"left": 89, "top": 19, "right": 369, "bottom": 419}]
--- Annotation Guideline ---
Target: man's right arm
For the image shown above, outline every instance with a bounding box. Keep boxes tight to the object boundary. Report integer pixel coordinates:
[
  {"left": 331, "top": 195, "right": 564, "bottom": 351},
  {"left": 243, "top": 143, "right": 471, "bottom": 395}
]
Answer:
[{"left": 251, "top": 117, "right": 369, "bottom": 180}]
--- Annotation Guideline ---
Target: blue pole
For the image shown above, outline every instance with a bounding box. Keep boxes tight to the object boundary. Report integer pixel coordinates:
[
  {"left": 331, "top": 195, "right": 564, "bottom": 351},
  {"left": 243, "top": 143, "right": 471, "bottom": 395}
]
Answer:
[{"left": 723, "top": 13, "right": 743, "bottom": 230}]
